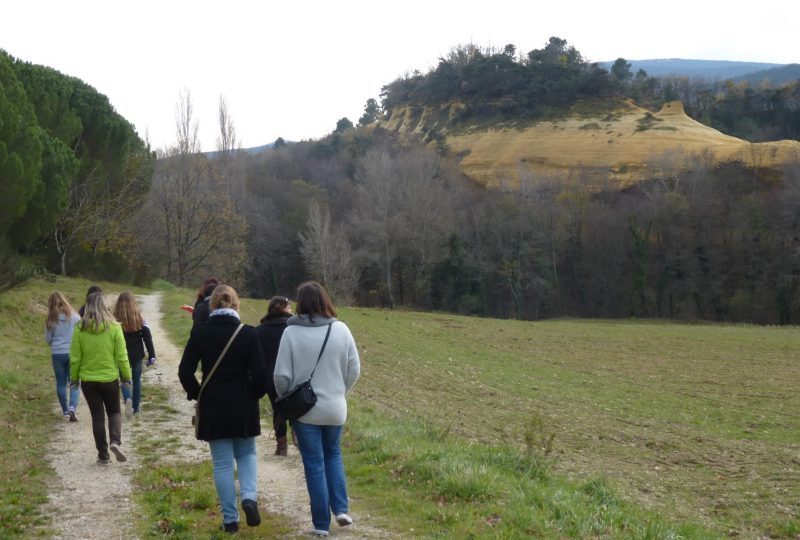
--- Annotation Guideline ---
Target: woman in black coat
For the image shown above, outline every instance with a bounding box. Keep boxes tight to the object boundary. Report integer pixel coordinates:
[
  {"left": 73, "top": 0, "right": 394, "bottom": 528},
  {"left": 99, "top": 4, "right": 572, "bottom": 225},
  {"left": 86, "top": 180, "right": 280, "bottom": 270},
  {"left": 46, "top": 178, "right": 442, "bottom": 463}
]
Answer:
[
  {"left": 178, "top": 285, "right": 269, "bottom": 534},
  {"left": 255, "top": 295, "right": 292, "bottom": 456}
]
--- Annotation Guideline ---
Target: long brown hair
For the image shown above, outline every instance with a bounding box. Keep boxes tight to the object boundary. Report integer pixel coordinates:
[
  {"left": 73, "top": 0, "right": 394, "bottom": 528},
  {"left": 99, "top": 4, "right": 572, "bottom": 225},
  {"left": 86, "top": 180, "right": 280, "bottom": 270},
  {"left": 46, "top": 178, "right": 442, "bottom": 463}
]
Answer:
[
  {"left": 46, "top": 292, "right": 75, "bottom": 330},
  {"left": 80, "top": 292, "right": 117, "bottom": 333},
  {"left": 295, "top": 281, "right": 336, "bottom": 321},
  {"left": 113, "top": 291, "right": 144, "bottom": 332}
]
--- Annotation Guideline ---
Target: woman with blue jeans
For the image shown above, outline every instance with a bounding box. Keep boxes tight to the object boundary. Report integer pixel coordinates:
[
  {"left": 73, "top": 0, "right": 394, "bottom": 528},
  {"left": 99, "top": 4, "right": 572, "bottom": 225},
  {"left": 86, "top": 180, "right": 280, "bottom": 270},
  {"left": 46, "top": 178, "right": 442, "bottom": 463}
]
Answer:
[
  {"left": 113, "top": 292, "right": 156, "bottom": 416},
  {"left": 179, "top": 285, "right": 269, "bottom": 534},
  {"left": 45, "top": 292, "right": 81, "bottom": 421},
  {"left": 275, "top": 281, "right": 361, "bottom": 537}
]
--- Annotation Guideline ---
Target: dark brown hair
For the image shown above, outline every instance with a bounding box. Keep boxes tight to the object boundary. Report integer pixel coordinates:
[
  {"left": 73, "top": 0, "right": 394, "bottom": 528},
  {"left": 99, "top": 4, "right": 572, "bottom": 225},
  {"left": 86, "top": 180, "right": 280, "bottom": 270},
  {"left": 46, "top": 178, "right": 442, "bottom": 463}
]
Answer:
[
  {"left": 197, "top": 277, "right": 220, "bottom": 300},
  {"left": 267, "top": 295, "right": 291, "bottom": 315},
  {"left": 295, "top": 281, "right": 336, "bottom": 321}
]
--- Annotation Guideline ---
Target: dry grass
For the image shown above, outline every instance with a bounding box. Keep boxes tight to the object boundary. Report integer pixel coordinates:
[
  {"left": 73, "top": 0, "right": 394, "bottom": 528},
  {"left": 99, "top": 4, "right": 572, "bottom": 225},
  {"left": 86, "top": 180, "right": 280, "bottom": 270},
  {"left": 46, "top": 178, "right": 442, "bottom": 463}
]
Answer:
[{"left": 383, "top": 100, "right": 800, "bottom": 189}]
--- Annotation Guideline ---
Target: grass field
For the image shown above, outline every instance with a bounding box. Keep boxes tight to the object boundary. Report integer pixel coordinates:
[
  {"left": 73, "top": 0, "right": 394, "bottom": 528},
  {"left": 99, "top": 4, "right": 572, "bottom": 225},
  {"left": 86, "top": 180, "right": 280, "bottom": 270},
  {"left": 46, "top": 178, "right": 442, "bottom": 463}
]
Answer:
[
  {"left": 159, "top": 286, "right": 799, "bottom": 538},
  {"left": 2, "top": 279, "right": 797, "bottom": 538}
]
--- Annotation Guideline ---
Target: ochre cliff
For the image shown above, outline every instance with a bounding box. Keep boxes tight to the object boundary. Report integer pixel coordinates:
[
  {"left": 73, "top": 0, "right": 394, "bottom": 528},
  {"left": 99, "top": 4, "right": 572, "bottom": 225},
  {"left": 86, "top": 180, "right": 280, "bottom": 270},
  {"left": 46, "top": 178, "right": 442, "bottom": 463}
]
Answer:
[{"left": 381, "top": 100, "right": 800, "bottom": 189}]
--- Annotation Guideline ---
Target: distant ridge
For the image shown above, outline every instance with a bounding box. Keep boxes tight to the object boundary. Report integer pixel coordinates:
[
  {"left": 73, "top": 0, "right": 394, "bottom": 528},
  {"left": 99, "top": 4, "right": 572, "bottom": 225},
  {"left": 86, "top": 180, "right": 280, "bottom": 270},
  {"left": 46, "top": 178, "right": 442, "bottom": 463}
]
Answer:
[
  {"left": 600, "top": 59, "right": 784, "bottom": 80},
  {"left": 204, "top": 141, "right": 291, "bottom": 160},
  {"left": 731, "top": 63, "right": 800, "bottom": 85}
]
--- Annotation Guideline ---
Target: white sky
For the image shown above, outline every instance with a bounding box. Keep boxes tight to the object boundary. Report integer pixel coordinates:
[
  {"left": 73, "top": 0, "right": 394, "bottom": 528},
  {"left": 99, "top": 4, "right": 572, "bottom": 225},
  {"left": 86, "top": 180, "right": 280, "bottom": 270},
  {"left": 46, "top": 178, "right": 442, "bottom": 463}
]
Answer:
[{"left": 2, "top": 0, "right": 797, "bottom": 152}]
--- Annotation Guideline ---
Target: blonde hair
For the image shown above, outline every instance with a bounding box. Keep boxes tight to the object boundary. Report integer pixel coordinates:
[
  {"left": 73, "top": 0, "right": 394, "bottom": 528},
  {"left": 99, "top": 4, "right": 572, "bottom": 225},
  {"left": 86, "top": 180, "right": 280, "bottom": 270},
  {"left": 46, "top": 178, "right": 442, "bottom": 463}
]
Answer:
[
  {"left": 210, "top": 284, "right": 239, "bottom": 311},
  {"left": 80, "top": 292, "right": 117, "bottom": 333},
  {"left": 113, "top": 291, "right": 144, "bottom": 333},
  {"left": 46, "top": 292, "right": 75, "bottom": 330}
]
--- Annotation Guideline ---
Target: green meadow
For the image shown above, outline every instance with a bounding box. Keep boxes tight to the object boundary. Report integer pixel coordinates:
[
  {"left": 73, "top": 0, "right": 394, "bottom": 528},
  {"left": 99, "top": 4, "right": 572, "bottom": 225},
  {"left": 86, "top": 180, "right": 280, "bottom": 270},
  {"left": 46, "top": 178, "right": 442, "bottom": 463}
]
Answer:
[{"left": 1, "top": 278, "right": 797, "bottom": 537}]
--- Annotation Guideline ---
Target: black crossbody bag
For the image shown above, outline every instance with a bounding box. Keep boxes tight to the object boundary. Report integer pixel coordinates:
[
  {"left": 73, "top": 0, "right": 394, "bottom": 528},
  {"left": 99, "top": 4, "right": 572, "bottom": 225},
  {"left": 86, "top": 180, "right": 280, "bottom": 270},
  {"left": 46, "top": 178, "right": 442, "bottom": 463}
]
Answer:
[{"left": 274, "top": 323, "right": 332, "bottom": 421}]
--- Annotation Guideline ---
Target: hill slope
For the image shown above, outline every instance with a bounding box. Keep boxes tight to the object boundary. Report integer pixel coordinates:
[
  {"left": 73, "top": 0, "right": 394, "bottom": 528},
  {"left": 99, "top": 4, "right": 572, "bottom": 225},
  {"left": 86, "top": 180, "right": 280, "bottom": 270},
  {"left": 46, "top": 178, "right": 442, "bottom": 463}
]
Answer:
[{"left": 382, "top": 100, "right": 800, "bottom": 189}]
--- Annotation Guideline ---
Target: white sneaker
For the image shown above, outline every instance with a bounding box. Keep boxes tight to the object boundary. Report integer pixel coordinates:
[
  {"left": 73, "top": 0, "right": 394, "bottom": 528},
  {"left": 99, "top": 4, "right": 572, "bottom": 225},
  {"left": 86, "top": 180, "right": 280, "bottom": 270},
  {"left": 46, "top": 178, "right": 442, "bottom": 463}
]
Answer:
[
  {"left": 124, "top": 398, "right": 133, "bottom": 419},
  {"left": 109, "top": 443, "right": 127, "bottom": 462},
  {"left": 335, "top": 513, "right": 353, "bottom": 526},
  {"left": 309, "top": 530, "right": 328, "bottom": 537}
]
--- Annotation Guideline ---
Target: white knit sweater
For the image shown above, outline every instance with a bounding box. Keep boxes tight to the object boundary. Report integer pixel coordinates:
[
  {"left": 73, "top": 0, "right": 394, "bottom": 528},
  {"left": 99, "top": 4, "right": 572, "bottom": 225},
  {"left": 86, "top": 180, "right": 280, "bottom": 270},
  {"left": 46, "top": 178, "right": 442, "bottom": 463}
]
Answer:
[{"left": 274, "top": 317, "right": 360, "bottom": 425}]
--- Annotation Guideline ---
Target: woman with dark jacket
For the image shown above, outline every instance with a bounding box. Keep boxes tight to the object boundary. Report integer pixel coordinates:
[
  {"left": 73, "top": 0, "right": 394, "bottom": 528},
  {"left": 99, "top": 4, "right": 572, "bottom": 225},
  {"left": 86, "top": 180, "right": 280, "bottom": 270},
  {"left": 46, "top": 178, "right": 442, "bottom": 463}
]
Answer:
[
  {"left": 255, "top": 296, "right": 293, "bottom": 456},
  {"left": 192, "top": 277, "right": 220, "bottom": 328},
  {"left": 178, "top": 285, "right": 269, "bottom": 534}
]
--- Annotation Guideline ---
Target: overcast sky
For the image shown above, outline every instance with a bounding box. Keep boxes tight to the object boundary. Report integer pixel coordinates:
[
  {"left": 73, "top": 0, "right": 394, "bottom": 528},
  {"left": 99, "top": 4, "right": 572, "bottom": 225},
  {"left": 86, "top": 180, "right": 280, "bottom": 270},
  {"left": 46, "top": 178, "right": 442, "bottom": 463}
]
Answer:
[{"left": 2, "top": 0, "right": 797, "bottom": 152}]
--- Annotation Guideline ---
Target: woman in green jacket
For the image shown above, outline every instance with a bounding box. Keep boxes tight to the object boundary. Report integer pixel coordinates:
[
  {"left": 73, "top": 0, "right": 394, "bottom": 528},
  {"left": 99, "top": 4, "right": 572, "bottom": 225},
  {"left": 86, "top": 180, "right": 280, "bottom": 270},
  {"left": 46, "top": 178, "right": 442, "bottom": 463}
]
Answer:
[{"left": 70, "top": 292, "right": 132, "bottom": 464}]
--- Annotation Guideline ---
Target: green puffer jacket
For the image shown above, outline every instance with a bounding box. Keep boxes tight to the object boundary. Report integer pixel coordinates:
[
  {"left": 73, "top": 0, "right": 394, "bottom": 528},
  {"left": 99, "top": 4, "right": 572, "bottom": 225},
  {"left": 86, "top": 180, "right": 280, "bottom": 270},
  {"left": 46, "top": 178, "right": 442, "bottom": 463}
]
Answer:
[{"left": 70, "top": 322, "right": 132, "bottom": 383}]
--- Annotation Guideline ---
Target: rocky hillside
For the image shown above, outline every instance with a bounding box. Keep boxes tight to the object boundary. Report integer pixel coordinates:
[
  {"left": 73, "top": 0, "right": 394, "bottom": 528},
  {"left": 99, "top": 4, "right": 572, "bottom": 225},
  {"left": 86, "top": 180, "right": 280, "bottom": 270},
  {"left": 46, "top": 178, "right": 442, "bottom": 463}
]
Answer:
[{"left": 381, "top": 100, "right": 800, "bottom": 189}]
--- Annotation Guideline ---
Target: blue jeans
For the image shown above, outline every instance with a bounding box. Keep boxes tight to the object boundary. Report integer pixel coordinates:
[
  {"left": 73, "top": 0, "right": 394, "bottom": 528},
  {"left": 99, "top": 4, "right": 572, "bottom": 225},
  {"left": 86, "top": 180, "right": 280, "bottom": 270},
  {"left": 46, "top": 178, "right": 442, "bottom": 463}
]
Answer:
[
  {"left": 292, "top": 421, "right": 349, "bottom": 532},
  {"left": 208, "top": 437, "right": 258, "bottom": 525},
  {"left": 120, "top": 360, "right": 143, "bottom": 412},
  {"left": 51, "top": 353, "right": 79, "bottom": 413}
]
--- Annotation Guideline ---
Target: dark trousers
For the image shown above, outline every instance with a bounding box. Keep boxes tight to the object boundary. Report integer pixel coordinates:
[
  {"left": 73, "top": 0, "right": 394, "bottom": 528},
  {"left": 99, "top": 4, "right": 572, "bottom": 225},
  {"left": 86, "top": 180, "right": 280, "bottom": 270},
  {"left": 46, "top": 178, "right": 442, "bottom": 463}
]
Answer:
[
  {"left": 81, "top": 380, "right": 122, "bottom": 459},
  {"left": 268, "top": 394, "right": 288, "bottom": 438}
]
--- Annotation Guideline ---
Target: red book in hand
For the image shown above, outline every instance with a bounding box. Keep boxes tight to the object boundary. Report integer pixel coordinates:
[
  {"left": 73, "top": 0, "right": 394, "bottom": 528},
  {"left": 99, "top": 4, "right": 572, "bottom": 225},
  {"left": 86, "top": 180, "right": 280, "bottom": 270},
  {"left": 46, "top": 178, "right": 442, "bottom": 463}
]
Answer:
[{"left": 181, "top": 304, "right": 195, "bottom": 313}]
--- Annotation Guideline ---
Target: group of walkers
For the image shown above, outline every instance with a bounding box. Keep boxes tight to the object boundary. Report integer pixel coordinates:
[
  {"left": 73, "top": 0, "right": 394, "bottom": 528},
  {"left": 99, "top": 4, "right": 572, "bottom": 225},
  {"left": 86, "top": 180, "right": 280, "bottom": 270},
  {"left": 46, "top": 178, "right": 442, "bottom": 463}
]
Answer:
[
  {"left": 45, "top": 279, "right": 361, "bottom": 538},
  {"left": 178, "top": 279, "right": 361, "bottom": 536},
  {"left": 45, "top": 285, "right": 155, "bottom": 464}
]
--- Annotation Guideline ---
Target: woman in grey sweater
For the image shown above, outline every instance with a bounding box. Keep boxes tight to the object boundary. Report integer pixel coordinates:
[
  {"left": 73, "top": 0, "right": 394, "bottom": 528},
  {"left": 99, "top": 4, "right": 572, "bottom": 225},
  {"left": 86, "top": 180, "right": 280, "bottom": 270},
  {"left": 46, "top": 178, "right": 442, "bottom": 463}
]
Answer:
[{"left": 274, "top": 282, "right": 360, "bottom": 537}]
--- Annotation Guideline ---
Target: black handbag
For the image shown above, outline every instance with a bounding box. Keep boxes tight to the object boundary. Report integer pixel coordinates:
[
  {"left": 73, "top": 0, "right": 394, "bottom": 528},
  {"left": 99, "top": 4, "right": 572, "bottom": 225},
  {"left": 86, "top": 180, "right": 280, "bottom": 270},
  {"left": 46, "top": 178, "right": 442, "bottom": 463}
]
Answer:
[{"left": 274, "top": 323, "right": 332, "bottom": 421}]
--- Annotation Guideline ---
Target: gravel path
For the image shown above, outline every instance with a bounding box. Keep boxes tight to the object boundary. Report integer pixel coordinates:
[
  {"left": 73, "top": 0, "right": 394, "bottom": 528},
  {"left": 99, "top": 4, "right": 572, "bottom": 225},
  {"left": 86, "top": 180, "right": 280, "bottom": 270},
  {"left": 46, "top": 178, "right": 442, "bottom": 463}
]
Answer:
[{"left": 45, "top": 292, "right": 389, "bottom": 539}]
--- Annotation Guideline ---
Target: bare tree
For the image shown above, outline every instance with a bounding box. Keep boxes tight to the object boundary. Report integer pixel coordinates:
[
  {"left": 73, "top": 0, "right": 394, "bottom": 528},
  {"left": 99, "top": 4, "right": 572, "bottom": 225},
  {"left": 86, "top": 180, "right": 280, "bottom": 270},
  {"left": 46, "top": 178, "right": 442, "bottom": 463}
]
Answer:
[
  {"left": 216, "top": 95, "right": 238, "bottom": 156},
  {"left": 138, "top": 90, "right": 245, "bottom": 286},
  {"left": 299, "top": 201, "right": 359, "bottom": 304}
]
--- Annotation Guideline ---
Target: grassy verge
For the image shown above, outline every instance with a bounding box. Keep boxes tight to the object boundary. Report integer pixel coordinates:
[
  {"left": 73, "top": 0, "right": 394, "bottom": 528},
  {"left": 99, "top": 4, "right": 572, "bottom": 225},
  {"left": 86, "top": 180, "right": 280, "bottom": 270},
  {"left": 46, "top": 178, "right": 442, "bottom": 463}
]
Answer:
[
  {"left": 0, "top": 277, "right": 145, "bottom": 536},
  {"left": 130, "top": 386, "right": 292, "bottom": 538},
  {"left": 344, "top": 402, "right": 711, "bottom": 538}
]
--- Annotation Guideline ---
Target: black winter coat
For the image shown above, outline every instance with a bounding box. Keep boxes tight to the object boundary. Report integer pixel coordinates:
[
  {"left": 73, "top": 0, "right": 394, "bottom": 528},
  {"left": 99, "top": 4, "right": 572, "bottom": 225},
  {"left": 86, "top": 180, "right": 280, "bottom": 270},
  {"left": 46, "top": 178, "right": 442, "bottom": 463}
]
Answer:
[
  {"left": 123, "top": 325, "right": 156, "bottom": 365},
  {"left": 178, "top": 314, "right": 269, "bottom": 441},
  {"left": 255, "top": 313, "right": 288, "bottom": 400},
  {"left": 192, "top": 297, "right": 211, "bottom": 328}
]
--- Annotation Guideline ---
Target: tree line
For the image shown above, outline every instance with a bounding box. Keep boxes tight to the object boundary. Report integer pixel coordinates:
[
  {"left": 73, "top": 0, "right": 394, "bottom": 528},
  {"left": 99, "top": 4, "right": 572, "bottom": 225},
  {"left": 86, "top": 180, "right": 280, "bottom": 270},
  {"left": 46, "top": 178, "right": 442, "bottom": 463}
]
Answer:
[
  {"left": 0, "top": 49, "right": 153, "bottom": 287},
  {"left": 3, "top": 49, "right": 799, "bottom": 325}
]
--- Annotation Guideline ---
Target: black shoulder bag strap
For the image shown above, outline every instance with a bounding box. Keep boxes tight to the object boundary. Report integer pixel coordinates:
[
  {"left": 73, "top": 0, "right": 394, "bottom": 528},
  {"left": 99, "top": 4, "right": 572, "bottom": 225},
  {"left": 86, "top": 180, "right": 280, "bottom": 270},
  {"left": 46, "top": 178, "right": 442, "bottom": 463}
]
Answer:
[{"left": 195, "top": 323, "right": 244, "bottom": 436}]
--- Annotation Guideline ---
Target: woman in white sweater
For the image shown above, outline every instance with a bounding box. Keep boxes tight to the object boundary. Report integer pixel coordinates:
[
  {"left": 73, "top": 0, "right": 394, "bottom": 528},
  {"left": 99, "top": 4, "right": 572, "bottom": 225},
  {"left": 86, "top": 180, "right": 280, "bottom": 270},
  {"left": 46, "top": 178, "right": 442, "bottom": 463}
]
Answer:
[{"left": 274, "top": 282, "right": 360, "bottom": 537}]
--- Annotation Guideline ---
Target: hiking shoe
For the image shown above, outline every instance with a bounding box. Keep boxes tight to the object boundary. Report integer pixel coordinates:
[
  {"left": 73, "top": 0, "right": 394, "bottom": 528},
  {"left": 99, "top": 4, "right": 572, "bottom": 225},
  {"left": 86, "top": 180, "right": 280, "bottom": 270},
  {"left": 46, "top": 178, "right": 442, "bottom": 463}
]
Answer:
[
  {"left": 335, "top": 513, "right": 353, "bottom": 527},
  {"left": 241, "top": 498, "right": 261, "bottom": 526},
  {"left": 109, "top": 443, "right": 127, "bottom": 462},
  {"left": 62, "top": 411, "right": 70, "bottom": 420},
  {"left": 68, "top": 408, "right": 77, "bottom": 422},
  {"left": 97, "top": 456, "right": 111, "bottom": 465},
  {"left": 308, "top": 530, "right": 328, "bottom": 537},
  {"left": 220, "top": 522, "right": 239, "bottom": 534},
  {"left": 124, "top": 398, "right": 133, "bottom": 419}
]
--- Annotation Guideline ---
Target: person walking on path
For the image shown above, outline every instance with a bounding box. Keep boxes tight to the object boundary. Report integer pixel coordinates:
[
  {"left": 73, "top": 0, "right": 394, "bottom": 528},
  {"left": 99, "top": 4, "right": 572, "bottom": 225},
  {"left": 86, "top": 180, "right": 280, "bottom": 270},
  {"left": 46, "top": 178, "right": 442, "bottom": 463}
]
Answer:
[
  {"left": 70, "top": 292, "right": 132, "bottom": 464},
  {"left": 77, "top": 284, "right": 102, "bottom": 317},
  {"left": 178, "top": 285, "right": 270, "bottom": 534},
  {"left": 113, "top": 292, "right": 156, "bottom": 417},
  {"left": 274, "top": 281, "right": 361, "bottom": 537},
  {"left": 256, "top": 295, "right": 293, "bottom": 456},
  {"left": 45, "top": 291, "right": 81, "bottom": 421},
  {"left": 192, "top": 277, "right": 220, "bottom": 328}
]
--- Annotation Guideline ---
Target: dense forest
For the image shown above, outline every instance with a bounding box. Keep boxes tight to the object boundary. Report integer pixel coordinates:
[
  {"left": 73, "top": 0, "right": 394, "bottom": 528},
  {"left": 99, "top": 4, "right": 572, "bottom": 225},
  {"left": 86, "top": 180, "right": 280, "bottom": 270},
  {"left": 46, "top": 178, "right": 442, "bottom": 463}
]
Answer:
[{"left": 2, "top": 41, "right": 799, "bottom": 324}]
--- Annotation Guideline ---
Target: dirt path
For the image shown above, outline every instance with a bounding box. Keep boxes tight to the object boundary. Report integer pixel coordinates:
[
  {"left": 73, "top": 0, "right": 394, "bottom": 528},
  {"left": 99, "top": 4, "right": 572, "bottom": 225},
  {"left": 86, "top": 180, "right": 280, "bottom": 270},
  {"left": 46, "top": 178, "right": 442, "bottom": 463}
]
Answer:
[{"left": 46, "top": 292, "right": 389, "bottom": 538}]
